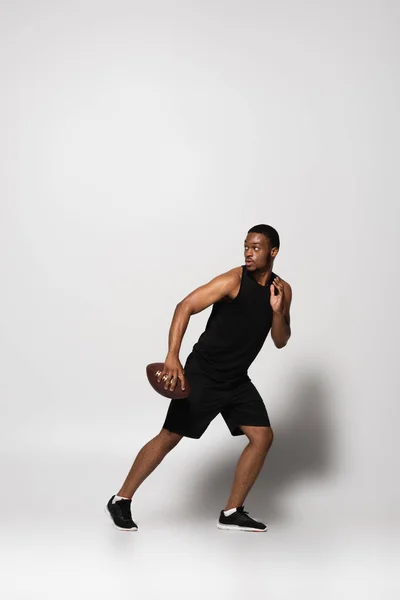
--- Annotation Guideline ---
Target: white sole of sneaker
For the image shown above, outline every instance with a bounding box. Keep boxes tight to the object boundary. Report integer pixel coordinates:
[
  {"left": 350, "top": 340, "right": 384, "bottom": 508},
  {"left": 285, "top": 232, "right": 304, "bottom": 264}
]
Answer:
[
  {"left": 105, "top": 506, "right": 138, "bottom": 531},
  {"left": 217, "top": 522, "right": 267, "bottom": 532}
]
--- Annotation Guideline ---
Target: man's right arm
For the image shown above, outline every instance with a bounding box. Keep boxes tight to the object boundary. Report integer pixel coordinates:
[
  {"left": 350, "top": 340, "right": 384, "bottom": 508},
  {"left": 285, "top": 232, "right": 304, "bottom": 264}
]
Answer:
[{"left": 158, "top": 268, "right": 240, "bottom": 392}]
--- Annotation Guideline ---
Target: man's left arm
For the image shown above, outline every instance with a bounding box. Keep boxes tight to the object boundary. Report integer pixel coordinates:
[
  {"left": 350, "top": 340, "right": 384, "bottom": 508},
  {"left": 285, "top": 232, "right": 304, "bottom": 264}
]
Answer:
[{"left": 270, "top": 278, "right": 292, "bottom": 349}]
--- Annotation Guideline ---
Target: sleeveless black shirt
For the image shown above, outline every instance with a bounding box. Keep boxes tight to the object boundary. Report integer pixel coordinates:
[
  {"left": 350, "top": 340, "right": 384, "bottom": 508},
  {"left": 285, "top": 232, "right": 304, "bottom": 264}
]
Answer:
[{"left": 191, "top": 266, "right": 277, "bottom": 383}]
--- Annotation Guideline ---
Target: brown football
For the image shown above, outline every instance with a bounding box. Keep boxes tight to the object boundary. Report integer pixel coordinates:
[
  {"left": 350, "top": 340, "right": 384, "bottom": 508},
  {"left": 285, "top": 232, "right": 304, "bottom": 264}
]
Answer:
[{"left": 146, "top": 362, "right": 190, "bottom": 400}]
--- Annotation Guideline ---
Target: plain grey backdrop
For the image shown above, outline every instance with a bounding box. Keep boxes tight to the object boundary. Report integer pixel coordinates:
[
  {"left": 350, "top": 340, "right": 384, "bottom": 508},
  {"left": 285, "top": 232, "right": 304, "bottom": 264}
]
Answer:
[{"left": 1, "top": 1, "right": 399, "bottom": 598}]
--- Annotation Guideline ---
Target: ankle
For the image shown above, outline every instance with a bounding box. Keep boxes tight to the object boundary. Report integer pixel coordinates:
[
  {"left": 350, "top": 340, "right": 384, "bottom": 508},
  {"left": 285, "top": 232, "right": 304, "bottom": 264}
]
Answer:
[
  {"left": 223, "top": 507, "right": 238, "bottom": 516},
  {"left": 116, "top": 492, "right": 132, "bottom": 500}
]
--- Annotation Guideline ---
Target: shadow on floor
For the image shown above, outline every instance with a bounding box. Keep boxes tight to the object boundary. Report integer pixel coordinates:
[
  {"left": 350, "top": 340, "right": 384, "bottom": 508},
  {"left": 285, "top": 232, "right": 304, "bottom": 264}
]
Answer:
[{"left": 186, "top": 369, "right": 337, "bottom": 522}]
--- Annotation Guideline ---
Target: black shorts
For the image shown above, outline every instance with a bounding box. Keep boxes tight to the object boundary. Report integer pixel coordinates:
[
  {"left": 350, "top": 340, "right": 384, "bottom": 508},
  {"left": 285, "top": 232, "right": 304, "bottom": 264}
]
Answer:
[{"left": 162, "top": 353, "right": 271, "bottom": 439}]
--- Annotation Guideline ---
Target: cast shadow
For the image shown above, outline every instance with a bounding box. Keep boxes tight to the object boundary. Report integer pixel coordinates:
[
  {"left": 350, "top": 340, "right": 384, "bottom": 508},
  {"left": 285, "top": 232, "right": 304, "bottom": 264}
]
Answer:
[{"left": 187, "top": 370, "right": 337, "bottom": 523}]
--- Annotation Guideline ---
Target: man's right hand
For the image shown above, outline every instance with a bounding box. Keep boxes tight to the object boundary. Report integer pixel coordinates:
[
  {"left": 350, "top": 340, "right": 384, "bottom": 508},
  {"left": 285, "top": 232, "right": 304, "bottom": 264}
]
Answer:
[{"left": 157, "top": 353, "right": 186, "bottom": 393}]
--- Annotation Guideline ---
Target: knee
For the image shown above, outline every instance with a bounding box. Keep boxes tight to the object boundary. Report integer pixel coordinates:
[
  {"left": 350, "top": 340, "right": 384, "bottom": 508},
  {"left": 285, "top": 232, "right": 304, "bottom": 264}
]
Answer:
[
  {"left": 249, "top": 427, "right": 274, "bottom": 453},
  {"left": 267, "top": 428, "right": 274, "bottom": 449},
  {"left": 159, "top": 428, "right": 183, "bottom": 451}
]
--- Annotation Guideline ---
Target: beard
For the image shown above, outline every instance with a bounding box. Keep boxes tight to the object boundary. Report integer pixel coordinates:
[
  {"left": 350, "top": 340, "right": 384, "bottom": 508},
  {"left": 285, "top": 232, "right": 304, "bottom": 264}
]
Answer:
[{"left": 246, "top": 258, "right": 272, "bottom": 271}]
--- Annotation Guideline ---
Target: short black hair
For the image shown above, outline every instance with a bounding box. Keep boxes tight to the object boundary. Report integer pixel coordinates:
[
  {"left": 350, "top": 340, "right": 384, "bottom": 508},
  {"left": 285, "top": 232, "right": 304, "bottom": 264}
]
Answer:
[{"left": 248, "top": 224, "right": 280, "bottom": 249}]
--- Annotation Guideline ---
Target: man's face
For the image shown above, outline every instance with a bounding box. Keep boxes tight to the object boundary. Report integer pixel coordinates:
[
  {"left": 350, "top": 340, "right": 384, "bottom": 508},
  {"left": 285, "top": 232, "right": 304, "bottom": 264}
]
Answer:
[{"left": 244, "top": 233, "right": 276, "bottom": 270}]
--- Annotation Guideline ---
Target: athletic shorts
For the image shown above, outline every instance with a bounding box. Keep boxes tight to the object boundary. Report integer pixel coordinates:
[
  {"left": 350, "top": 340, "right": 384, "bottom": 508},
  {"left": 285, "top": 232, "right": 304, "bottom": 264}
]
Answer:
[{"left": 162, "top": 353, "right": 271, "bottom": 439}]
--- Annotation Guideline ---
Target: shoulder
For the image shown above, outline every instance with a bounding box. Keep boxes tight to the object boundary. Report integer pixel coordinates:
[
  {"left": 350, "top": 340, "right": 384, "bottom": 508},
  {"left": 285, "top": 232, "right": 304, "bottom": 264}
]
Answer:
[
  {"left": 229, "top": 266, "right": 244, "bottom": 286},
  {"left": 229, "top": 265, "right": 244, "bottom": 279},
  {"left": 215, "top": 266, "right": 243, "bottom": 300},
  {"left": 201, "top": 266, "right": 242, "bottom": 294},
  {"left": 216, "top": 265, "right": 243, "bottom": 283}
]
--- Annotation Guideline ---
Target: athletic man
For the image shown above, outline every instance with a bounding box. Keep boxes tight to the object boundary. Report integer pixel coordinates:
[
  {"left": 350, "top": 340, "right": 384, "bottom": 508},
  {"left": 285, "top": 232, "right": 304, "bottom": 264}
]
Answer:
[{"left": 106, "top": 224, "right": 292, "bottom": 532}]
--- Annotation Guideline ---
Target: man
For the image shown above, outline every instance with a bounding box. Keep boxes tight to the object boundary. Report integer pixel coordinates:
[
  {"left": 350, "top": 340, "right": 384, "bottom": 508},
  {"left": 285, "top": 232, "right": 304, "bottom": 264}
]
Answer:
[{"left": 106, "top": 224, "right": 292, "bottom": 532}]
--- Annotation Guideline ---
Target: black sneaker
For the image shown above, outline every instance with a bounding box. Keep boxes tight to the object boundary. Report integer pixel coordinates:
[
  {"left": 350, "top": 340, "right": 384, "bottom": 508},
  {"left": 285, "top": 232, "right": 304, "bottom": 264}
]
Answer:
[
  {"left": 106, "top": 496, "right": 138, "bottom": 531},
  {"left": 218, "top": 506, "right": 267, "bottom": 532}
]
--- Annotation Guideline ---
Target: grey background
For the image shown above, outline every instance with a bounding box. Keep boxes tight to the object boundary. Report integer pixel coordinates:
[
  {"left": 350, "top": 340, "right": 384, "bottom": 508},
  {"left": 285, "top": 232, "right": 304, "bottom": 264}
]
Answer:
[{"left": 1, "top": 1, "right": 399, "bottom": 598}]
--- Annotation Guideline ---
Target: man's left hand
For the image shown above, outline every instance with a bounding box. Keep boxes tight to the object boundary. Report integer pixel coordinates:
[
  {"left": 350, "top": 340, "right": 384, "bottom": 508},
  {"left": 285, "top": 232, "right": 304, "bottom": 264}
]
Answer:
[{"left": 270, "top": 276, "right": 285, "bottom": 314}]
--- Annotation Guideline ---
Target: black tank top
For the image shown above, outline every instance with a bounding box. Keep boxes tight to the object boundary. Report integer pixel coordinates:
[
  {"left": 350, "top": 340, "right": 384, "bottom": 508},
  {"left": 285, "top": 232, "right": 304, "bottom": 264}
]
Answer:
[{"left": 191, "top": 265, "right": 277, "bottom": 383}]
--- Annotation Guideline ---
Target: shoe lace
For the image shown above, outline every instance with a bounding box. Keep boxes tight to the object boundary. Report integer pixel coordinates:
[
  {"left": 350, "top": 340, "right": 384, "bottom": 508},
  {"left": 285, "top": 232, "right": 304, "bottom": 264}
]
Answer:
[
  {"left": 116, "top": 499, "right": 132, "bottom": 522},
  {"left": 237, "top": 506, "right": 249, "bottom": 517}
]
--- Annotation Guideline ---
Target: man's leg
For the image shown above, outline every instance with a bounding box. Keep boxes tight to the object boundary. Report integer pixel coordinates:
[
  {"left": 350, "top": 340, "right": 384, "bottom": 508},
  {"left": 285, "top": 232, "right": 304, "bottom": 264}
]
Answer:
[
  {"left": 117, "top": 428, "right": 183, "bottom": 498},
  {"left": 224, "top": 425, "right": 273, "bottom": 510}
]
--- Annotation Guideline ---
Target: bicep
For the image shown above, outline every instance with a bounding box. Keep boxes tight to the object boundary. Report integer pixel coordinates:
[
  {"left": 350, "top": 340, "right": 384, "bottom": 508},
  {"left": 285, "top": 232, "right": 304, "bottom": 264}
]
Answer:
[{"left": 179, "top": 271, "right": 238, "bottom": 315}]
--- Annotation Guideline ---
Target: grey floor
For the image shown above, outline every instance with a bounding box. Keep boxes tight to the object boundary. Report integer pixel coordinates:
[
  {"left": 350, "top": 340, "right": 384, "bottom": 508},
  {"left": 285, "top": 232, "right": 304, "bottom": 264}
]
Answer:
[{"left": 1, "top": 426, "right": 399, "bottom": 600}]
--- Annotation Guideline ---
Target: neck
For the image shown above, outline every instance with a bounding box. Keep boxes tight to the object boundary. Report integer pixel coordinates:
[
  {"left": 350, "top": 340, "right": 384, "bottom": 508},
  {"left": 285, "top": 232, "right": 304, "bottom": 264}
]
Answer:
[{"left": 249, "top": 263, "right": 273, "bottom": 287}]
